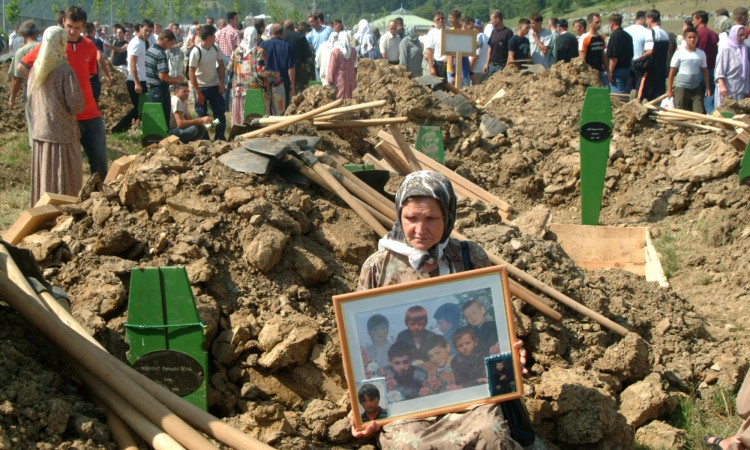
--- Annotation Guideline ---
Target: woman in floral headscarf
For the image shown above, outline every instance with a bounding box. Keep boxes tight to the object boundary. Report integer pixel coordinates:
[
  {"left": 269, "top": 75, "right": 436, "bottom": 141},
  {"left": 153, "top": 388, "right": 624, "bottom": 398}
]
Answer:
[
  {"left": 350, "top": 171, "right": 533, "bottom": 449},
  {"left": 27, "top": 26, "right": 84, "bottom": 206},
  {"left": 230, "top": 26, "right": 278, "bottom": 123},
  {"left": 715, "top": 25, "right": 750, "bottom": 107}
]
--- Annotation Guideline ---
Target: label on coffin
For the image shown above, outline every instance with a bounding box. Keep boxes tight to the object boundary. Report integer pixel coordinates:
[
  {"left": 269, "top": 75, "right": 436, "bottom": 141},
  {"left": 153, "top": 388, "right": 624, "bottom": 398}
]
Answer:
[
  {"left": 580, "top": 122, "right": 612, "bottom": 142},
  {"left": 133, "top": 350, "right": 204, "bottom": 396}
]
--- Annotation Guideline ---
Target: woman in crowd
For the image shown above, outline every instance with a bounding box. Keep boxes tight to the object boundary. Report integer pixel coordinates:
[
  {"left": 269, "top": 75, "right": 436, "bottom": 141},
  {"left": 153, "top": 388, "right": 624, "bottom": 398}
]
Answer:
[
  {"left": 350, "top": 171, "right": 532, "bottom": 449},
  {"left": 354, "top": 19, "right": 379, "bottom": 59},
  {"left": 326, "top": 31, "right": 357, "bottom": 100},
  {"left": 27, "top": 26, "right": 84, "bottom": 206},
  {"left": 715, "top": 25, "right": 750, "bottom": 107},
  {"left": 230, "top": 27, "right": 277, "bottom": 123}
]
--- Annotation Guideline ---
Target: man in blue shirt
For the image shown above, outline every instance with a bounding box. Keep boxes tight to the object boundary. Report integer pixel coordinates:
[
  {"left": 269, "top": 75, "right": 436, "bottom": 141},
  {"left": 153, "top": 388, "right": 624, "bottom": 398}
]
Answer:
[
  {"left": 261, "top": 24, "right": 296, "bottom": 109},
  {"left": 305, "top": 12, "right": 332, "bottom": 80}
]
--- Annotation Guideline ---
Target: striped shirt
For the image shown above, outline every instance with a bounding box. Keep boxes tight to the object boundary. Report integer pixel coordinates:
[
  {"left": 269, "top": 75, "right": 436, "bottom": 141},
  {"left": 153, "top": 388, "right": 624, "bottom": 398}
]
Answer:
[{"left": 145, "top": 43, "right": 169, "bottom": 85}]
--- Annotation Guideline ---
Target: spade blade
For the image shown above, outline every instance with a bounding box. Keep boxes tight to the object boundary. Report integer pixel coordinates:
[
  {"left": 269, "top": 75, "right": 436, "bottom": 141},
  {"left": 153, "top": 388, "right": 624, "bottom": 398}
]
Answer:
[
  {"left": 218, "top": 148, "right": 273, "bottom": 175},
  {"left": 240, "top": 138, "right": 293, "bottom": 159}
]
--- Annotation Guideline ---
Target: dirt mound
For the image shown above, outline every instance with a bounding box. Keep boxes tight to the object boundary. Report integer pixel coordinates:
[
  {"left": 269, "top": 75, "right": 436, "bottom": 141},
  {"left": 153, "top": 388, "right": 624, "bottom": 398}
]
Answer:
[{"left": 4, "top": 58, "right": 750, "bottom": 449}]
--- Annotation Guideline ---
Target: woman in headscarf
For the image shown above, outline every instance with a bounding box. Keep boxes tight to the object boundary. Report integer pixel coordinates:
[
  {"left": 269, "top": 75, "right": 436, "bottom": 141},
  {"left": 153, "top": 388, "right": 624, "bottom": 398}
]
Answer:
[
  {"left": 399, "top": 25, "right": 423, "bottom": 77},
  {"left": 27, "top": 26, "right": 85, "bottom": 206},
  {"left": 230, "top": 26, "right": 278, "bottom": 122},
  {"left": 354, "top": 19, "right": 379, "bottom": 59},
  {"left": 715, "top": 25, "right": 750, "bottom": 108},
  {"left": 318, "top": 31, "right": 337, "bottom": 86},
  {"left": 326, "top": 31, "right": 357, "bottom": 100},
  {"left": 350, "top": 171, "right": 533, "bottom": 449}
]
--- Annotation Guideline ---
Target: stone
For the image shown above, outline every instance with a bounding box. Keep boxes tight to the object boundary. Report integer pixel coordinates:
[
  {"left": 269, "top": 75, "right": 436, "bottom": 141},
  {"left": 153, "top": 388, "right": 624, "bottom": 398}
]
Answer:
[
  {"left": 257, "top": 313, "right": 319, "bottom": 371},
  {"left": 655, "top": 318, "right": 671, "bottom": 336},
  {"left": 666, "top": 138, "right": 740, "bottom": 183},
  {"left": 711, "top": 356, "right": 749, "bottom": 391},
  {"left": 166, "top": 192, "right": 228, "bottom": 223},
  {"left": 290, "top": 244, "right": 331, "bottom": 287},
  {"left": 328, "top": 417, "right": 353, "bottom": 444},
  {"left": 243, "top": 226, "right": 289, "bottom": 272},
  {"left": 314, "top": 220, "right": 377, "bottom": 266},
  {"left": 93, "top": 228, "right": 136, "bottom": 255},
  {"left": 246, "top": 367, "right": 306, "bottom": 408},
  {"left": 211, "top": 326, "right": 252, "bottom": 365},
  {"left": 186, "top": 257, "right": 214, "bottom": 284},
  {"left": 223, "top": 187, "right": 254, "bottom": 209},
  {"left": 19, "top": 231, "right": 64, "bottom": 262},
  {"left": 480, "top": 115, "right": 509, "bottom": 138},
  {"left": 635, "top": 420, "right": 686, "bottom": 449},
  {"left": 118, "top": 176, "right": 167, "bottom": 214},
  {"left": 302, "top": 399, "right": 346, "bottom": 437},
  {"left": 513, "top": 205, "right": 551, "bottom": 236},
  {"left": 594, "top": 332, "right": 650, "bottom": 383},
  {"left": 619, "top": 372, "right": 678, "bottom": 427}
]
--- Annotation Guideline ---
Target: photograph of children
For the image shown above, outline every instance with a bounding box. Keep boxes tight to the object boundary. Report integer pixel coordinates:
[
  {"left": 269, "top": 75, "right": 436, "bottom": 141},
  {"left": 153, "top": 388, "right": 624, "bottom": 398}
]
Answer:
[
  {"left": 450, "top": 326, "right": 489, "bottom": 387},
  {"left": 460, "top": 298, "right": 500, "bottom": 356},
  {"left": 486, "top": 353, "right": 517, "bottom": 397},
  {"left": 361, "top": 314, "right": 391, "bottom": 376},
  {"left": 357, "top": 378, "right": 389, "bottom": 423}
]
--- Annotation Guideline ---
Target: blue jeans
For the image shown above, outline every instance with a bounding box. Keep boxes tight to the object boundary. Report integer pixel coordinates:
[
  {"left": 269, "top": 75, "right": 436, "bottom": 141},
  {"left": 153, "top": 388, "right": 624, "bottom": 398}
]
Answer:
[
  {"left": 194, "top": 85, "right": 226, "bottom": 141},
  {"left": 599, "top": 71, "right": 610, "bottom": 88},
  {"left": 488, "top": 61, "right": 504, "bottom": 77},
  {"left": 148, "top": 84, "right": 171, "bottom": 127},
  {"left": 699, "top": 68, "right": 715, "bottom": 115},
  {"left": 78, "top": 117, "right": 108, "bottom": 180},
  {"left": 169, "top": 125, "right": 207, "bottom": 143},
  {"left": 610, "top": 67, "right": 630, "bottom": 94},
  {"left": 222, "top": 55, "right": 232, "bottom": 106}
]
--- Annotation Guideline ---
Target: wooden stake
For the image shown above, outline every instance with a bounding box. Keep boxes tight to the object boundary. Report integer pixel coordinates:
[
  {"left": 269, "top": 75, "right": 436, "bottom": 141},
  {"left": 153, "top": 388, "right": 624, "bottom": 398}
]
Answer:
[
  {"left": 314, "top": 117, "right": 408, "bottom": 129},
  {"left": 237, "top": 99, "right": 343, "bottom": 140},
  {"left": 656, "top": 118, "right": 722, "bottom": 132},
  {"left": 254, "top": 100, "right": 387, "bottom": 124},
  {"left": 374, "top": 141, "right": 412, "bottom": 176},
  {"left": 387, "top": 124, "right": 422, "bottom": 172}
]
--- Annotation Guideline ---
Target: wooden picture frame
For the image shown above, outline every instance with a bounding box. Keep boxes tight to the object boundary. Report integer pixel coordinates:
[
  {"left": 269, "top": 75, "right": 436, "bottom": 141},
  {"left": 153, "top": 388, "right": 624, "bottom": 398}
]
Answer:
[{"left": 333, "top": 265, "right": 523, "bottom": 431}]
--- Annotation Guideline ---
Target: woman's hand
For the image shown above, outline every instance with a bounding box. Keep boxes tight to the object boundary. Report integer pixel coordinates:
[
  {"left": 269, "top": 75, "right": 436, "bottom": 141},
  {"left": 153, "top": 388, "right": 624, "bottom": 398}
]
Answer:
[
  {"left": 513, "top": 339, "right": 529, "bottom": 375},
  {"left": 348, "top": 410, "right": 380, "bottom": 438}
]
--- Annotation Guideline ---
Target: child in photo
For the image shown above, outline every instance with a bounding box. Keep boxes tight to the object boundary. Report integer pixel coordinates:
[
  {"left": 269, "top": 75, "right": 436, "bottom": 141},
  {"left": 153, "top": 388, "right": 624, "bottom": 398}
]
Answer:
[
  {"left": 395, "top": 305, "right": 436, "bottom": 363},
  {"left": 461, "top": 299, "right": 499, "bottom": 356},
  {"left": 362, "top": 314, "right": 391, "bottom": 370},
  {"left": 433, "top": 302, "right": 460, "bottom": 355},
  {"left": 358, "top": 383, "right": 388, "bottom": 422},
  {"left": 490, "top": 356, "right": 516, "bottom": 396},
  {"left": 422, "top": 334, "right": 455, "bottom": 386},
  {"left": 450, "top": 326, "right": 488, "bottom": 387}
]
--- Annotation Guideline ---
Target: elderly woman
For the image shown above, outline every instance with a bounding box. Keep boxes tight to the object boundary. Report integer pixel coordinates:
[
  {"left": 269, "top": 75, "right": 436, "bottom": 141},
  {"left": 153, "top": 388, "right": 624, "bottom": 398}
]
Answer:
[
  {"left": 715, "top": 25, "right": 750, "bottom": 107},
  {"left": 326, "top": 32, "right": 357, "bottom": 100},
  {"left": 350, "top": 171, "right": 533, "bottom": 449},
  {"left": 230, "top": 27, "right": 277, "bottom": 123},
  {"left": 27, "top": 26, "right": 84, "bottom": 206}
]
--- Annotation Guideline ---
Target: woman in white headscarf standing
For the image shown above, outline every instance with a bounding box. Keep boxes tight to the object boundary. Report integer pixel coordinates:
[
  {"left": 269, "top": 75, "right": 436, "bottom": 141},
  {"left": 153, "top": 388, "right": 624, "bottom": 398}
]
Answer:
[
  {"left": 327, "top": 31, "right": 357, "bottom": 100},
  {"left": 230, "top": 26, "right": 278, "bottom": 122},
  {"left": 318, "top": 31, "right": 338, "bottom": 86},
  {"left": 354, "top": 19, "right": 379, "bottom": 59},
  {"left": 27, "top": 26, "right": 84, "bottom": 206},
  {"left": 715, "top": 25, "right": 750, "bottom": 108}
]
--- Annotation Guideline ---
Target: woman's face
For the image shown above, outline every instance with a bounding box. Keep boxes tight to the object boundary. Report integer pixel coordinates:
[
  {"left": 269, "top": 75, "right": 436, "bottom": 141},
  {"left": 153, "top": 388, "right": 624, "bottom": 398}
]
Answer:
[
  {"left": 400, "top": 197, "right": 445, "bottom": 251},
  {"left": 739, "top": 27, "right": 747, "bottom": 42}
]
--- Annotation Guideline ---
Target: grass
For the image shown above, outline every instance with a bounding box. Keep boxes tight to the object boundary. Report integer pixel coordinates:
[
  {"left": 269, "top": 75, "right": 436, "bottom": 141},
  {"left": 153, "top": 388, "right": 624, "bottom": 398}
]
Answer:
[
  {"left": 667, "top": 388, "right": 744, "bottom": 449},
  {"left": 653, "top": 231, "right": 680, "bottom": 278}
]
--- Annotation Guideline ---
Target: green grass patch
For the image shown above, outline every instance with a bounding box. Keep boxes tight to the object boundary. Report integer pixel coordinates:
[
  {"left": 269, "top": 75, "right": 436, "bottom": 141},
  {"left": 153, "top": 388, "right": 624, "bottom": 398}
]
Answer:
[
  {"left": 653, "top": 231, "right": 679, "bottom": 278},
  {"left": 668, "top": 389, "right": 743, "bottom": 449}
]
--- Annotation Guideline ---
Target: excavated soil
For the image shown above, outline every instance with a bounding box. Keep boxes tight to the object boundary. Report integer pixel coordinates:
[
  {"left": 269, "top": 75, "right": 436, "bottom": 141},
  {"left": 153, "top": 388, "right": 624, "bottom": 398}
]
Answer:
[{"left": 2, "top": 58, "right": 749, "bottom": 449}]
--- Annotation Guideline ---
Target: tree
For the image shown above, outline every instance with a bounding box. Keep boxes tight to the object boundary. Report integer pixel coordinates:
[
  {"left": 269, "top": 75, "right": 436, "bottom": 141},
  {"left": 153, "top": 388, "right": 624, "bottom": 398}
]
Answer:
[
  {"left": 5, "top": 0, "right": 20, "bottom": 27},
  {"left": 91, "top": 0, "right": 107, "bottom": 22}
]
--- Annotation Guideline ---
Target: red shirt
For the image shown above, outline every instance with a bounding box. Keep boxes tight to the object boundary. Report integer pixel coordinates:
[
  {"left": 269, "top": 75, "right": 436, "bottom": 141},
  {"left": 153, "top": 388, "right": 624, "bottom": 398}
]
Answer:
[
  {"left": 696, "top": 25, "right": 718, "bottom": 70},
  {"left": 22, "top": 36, "right": 100, "bottom": 120}
]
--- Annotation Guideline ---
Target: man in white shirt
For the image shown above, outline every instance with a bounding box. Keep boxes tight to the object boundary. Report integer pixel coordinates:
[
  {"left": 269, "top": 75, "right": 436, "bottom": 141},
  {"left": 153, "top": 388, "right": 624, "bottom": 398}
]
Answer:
[
  {"left": 111, "top": 20, "right": 154, "bottom": 133},
  {"left": 425, "top": 11, "right": 447, "bottom": 80},
  {"left": 639, "top": 9, "right": 670, "bottom": 101},
  {"left": 471, "top": 19, "right": 489, "bottom": 84},
  {"left": 380, "top": 20, "right": 401, "bottom": 64},
  {"left": 188, "top": 24, "right": 227, "bottom": 141},
  {"left": 625, "top": 10, "right": 650, "bottom": 91},
  {"left": 528, "top": 12, "right": 553, "bottom": 69}
]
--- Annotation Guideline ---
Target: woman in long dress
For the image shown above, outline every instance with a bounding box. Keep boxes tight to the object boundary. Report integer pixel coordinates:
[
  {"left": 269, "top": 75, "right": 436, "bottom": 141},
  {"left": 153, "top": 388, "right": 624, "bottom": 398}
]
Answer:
[
  {"left": 28, "top": 26, "right": 84, "bottom": 206},
  {"left": 715, "top": 25, "right": 750, "bottom": 108},
  {"left": 326, "top": 32, "right": 357, "bottom": 100},
  {"left": 230, "top": 27, "right": 277, "bottom": 123}
]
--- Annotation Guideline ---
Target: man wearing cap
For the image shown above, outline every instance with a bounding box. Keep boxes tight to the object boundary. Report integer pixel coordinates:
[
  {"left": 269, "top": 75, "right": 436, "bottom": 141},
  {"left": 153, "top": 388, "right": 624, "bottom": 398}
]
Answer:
[
  {"left": 554, "top": 19, "right": 578, "bottom": 63},
  {"left": 471, "top": 19, "right": 489, "bottom": 84},
  {"left": 483, "top": 10, "right": 513, "bottom": 76}
]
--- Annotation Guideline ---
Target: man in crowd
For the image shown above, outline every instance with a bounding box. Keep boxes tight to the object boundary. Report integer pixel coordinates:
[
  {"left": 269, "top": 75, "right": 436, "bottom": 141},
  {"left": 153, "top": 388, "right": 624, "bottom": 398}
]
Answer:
[
  {"left": 606, "top": 13, "right": 633, "bottom": 93},
  {"left": 483, "top": 10, "right": 513, "bottom": 77},
  {"left": 555, "top": 19, "right": 578, "bottom": 63},
  {"left": 573, "top": 18, "right": 586, "bottom": 41},
  {"left": 9, "top": 25, "right": 23, "bottom": 53},
  {"left": 108, "top": 26, "right": 128, "bottom": 69},
  {"left": 20, "top": 6, "right": 109, "bottom": 181},
  {"left": 625, "top": 11, "right": 650, "bottom": 91},
  {"left": 283, "top": 19, "right": 312, "bottom": 92},
  {"left": 380, "top": 20, "right": 401, "bottom": 64},
  {"left": 112, "top": 20, "right": 153, "bottom": 133},
  {"left": 306, "top": 12, "right": 332, "bottom": 80},
  {"left": 425, "top": 11, "right": 447, "bottom": 80},
  {"left": 7, "top": 20, "right": 37, "bottom": 111},
  {"left": 691, "top": 10, "right": 718, "bottom": 113},
  {"left": 189, "top": 24, "right": 227, "bottom": 141},
  {"left": 528, "top": 12, "right": 552, "bottom": 69},
  {"left": 84, "top": 22, "right": 113, "bottom": 103},
  {"left": 146, "top": 29, "right": 185, "bottom": 126},
  {"left": 548, "top": 17, "right": 559, "bottom": 65},
  {"left": 206, "top": 17, "right": 215, "bottom": 27},
  {"left": 395, "top": 17, "right": 405, "bottom": 39},
  {"left": 261, "top": 24, "right": 296, "bottom": 108},
  {"left": 471, "top": 19, "right": 489, "bottom": 84},
  {"left": 639, "top": 9, "right": 670, "bottom": 101},
  {"left": 168, "top": 82, "right": 211, "bottom": 143},
  {"left": 579, "top": 13, "right": 608, "bottom": 86},
  {"left": 216, "top": 11, "right": 241, "bottom": 105},
  {"left": 507, "top": 18, "right": 531, "bottom": 63}
]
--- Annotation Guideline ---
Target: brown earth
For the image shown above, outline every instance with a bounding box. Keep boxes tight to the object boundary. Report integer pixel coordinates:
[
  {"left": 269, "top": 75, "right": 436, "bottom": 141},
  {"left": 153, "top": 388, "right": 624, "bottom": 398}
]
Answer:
[{"left": 1, "top": 58, "right": 749, "bottom": 449}]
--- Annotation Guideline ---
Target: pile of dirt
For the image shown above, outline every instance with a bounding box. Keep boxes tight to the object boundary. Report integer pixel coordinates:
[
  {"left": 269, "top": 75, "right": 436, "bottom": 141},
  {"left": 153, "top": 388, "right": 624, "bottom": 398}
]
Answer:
[{"left": 3, "top": 58, "right": 750, "bottom": 449}]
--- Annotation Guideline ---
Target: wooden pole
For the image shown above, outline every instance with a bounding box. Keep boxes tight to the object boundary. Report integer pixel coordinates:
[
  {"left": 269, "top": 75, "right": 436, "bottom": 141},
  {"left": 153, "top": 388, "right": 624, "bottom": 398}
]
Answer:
[
  {"left": 387, "top": 124, "right": 423, "bottom": 172},
  {"left": 320, "top": 163, "right": 397, "bottom": 221},
  {"left": 363, "top": 153, "right": 396, "bottom": 173},
  {"left": 237, "top": 99, "right": 343, "bottom": 140},
  {"left": 374, "top": 141, "right": 412, "bottom": 176},
  {"left": 253, "top": 100, "right": 387, "bottom": 124},
  {"left": 655, "top": 118, "right": 722, "bottom": 132},
  {"left": 314, "top": 117, "right": 408, "bottom": 129}
]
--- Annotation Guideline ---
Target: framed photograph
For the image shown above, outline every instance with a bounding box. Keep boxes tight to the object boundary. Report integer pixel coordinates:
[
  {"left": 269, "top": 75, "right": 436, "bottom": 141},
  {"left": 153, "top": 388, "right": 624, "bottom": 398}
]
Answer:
[{"left": 333, "top": 265, "right": 523, "bottom": 431}]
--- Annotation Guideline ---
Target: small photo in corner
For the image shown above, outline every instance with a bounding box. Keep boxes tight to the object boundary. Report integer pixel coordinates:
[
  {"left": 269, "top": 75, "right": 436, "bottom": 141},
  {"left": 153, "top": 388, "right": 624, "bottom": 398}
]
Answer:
[
  {"left": 357, "top": 378, "right": 389, "bottom": 423},
  {"left": 486, "top": 352, "right": 517, "bottom": 397}
]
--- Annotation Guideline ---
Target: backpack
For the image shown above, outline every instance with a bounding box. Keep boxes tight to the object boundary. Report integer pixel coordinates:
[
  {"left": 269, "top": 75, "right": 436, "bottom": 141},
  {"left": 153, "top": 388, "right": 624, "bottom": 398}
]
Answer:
[
  {"left": 191, "top": 43, "right": 219, "bottom": 65},
  {"left": 460, "top": 240, "right": 537, "bottom": 447}
]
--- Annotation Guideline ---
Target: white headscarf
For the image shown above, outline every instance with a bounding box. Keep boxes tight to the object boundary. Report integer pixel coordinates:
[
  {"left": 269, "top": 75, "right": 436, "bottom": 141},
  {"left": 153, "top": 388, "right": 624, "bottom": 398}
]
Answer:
[
  {"left": 241, "top": 26, "right": 258, "bottom": 52},
  {"left": 30, "top": 26, "right": 67, "bottom": 92},
  {"left": 354, "top": 19, "right": 374, "bottom": 54},
  {"left": 334, "top": 30, "right": 352, "bottom": 60}
]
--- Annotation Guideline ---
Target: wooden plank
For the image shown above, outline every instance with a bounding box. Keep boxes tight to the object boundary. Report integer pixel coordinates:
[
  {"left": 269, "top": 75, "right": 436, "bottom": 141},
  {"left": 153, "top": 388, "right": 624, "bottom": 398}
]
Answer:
[
  {"left": 159, "top": 135, "right": 180, "bottom": 146},
  {"left": 644, "top": 231, "right": 670, "bottom": 288},
  {"left": 34, "top": 193, "right": 78, "bottom": 207},
  {"left": 3, "top": 205, "right": 61, "bottom": 245},
  {"left": 387, "top": 124, "right": 422, "bottom": 172},
  {"left": 549, "top": 223, "right": 646, "bottom": 265},
  {"left": 362, "top": 154, "right": 396, "bottom": 173},
  {"left": 374, "top": 141, "right": 412, "bottom": 175},
  {"left": 104, "top": 155, "right": 137, "bottom": 184}
]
